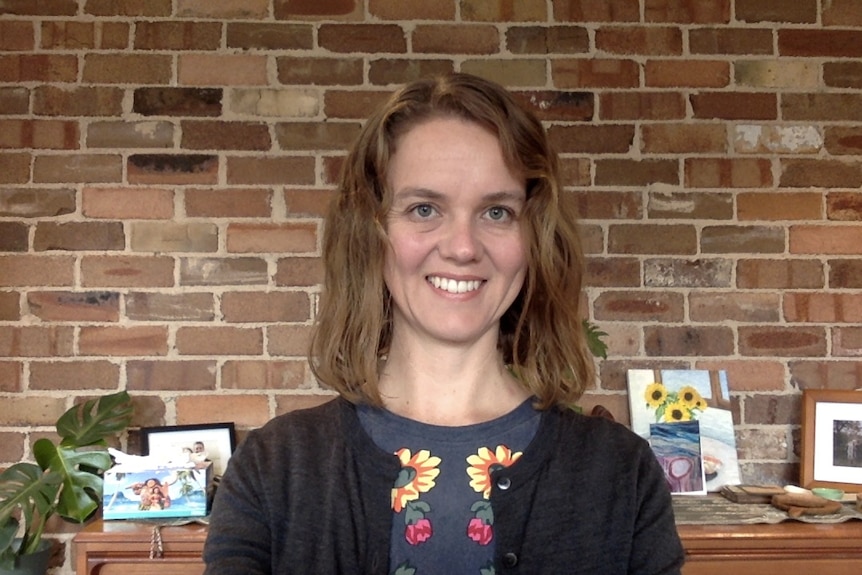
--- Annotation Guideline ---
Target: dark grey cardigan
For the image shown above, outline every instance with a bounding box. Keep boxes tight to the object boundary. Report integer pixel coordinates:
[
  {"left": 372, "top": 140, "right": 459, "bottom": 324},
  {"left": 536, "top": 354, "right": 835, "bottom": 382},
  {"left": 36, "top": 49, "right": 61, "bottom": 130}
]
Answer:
[{"left": 203, "top": 397, "right": 684, "bottom": 574}]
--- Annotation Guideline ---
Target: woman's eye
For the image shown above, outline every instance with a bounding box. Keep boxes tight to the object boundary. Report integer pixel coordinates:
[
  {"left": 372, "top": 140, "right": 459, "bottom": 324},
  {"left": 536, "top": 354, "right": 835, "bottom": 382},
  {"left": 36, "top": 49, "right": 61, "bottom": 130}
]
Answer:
[
  {"left": 411, "top": 204, "right": 436, "bottom": 218},
  {"left": 486, "top": 206, "right": 512, "bottom": 221}
]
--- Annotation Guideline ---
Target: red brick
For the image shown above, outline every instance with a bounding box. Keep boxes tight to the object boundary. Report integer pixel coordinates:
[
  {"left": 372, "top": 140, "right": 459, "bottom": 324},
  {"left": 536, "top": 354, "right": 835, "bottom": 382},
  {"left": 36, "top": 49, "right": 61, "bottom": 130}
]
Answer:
[
  {"left": 275, "top": 122, "right": 361, "bottom": 151},
  {"left": 134, "top": 21, "right": 221, "bottom": 50},
  {"left": 128, "top": 154, "right": 218, "bottom": 186},
  {"left": 226, "top": 223, "right": 318, "bottom": 254},
  {"left": 833, "top": 327, "right": 862, "bottom": 357},
  {"left": 0, "top": 0, "right": 77, "bottom": 15},
  {"left": 182, "top": 121, "right": 272, "bottom": 151},
  {"left": 595, "top": 26, "right": 682, "bottom": 55},
  {"left": 739, "top": 326, "right": 826, "bottom": 357},
  {"left": 647, "top": 191, "right": 733, "bottom": 220},
  {"left": 0, "top": 54, "right": 77, "bottom": 83},
  {"left": 127, "top": 360, "right": 217, "bottom": 391},
  {"left": 129, "top": 222, "right": 217, "bottom": 253},
  {"left": 0, "top": 188, "right": 76, "bottom": 218},
  {"left": 369, "top": 0, "right": 454, "bottom": 20},
  {"left": 690, "top": 292, "right": 780, "bottom": 323},
  {"left": 86, "top": 121, "right": 174, "bottom": 149},
  {"left": 645, "top": 60, "right": 729, "bottom": 88},
  {"left": 275, "top": 0, "right": 360, "bottom": 18},
  {"left": 34, "top": 86, "right": 124, "bottom": 117},
  {"left": 275, "top": 256, "right": 324, "bottom": 287},
  {"left": 86, "top": 0, "right": 171, "bottom": 15},
  {"left": 177, "top": 0, "right": 269, "bottom": 18},
  {"left": 222, "top": 291, "right": 311, "bottom": 323},
  {"left": 585, "top": 257, "right": 640, "bottom": 287},
  {"left": 594, "top": 291, "right": 684, "bottom": 322},
  {"left": 552, "top": 58, "right": 639, "bottom": 88},
  {"left": 552, "top": 0, "right": 639, "bottom": 22},
  {"left": 599, "top": 92, "right": 686, "bottom": 120},
  {"left": 0, "top": 153, "right": 30, "bottom": 184},
  {"left": 506, "top": 26, "right": 589, "bottom": 54},
  {"left": 0, "top": 223, "right": 27, "bottom": 251},
  {"left": 781, "top": 159, "right": 862, "bottom": 188},
  {"left": 324, "top": 89, "right": 397, "bottom": 119},
  {"left": 574, "top": 191, "right": 642, "bottom": 220},
  {"left": 689, "top": 28, "right": 774, "bottom": 55},
  {"left": 226, "top": 23, "right": 314, "bottom": 50},
  {"left": 221, "top": 360, "right": 307, "bottom": 389},
  {"left": 78, "top": 326, "right": 168, "bottom": 356},
  {"left": 226, "top": 156, "right": 315, "bottom": 185},
  {"left": 784, "top": 293, "right": 862, "bottom": 323},
  {"left": 790, "top": 360, "right": 862, "bottom": 390},
  {"left": 0, "top": 255, "right": 74, "bottom": 287},
  {"left": 0, "top": 87, "right": 29, "bottom": 115},
  {"left": 0, "top": 293, "right": 20, "bottom": 321},
  {"left": 0, "top": 21, "right": 35, "bottom": 50},
  {"left": 180, "top": 257, "right": 269, "bottom": 286},
  {"left": 644, "top": 0, "right": 730, "bottom": 23},
  {"left": 782, "top": 93, "right": 862, "bottom": 122},
  {"left": 318, "top": 24, "right": 407, "bottom": 53},
  {"left": 178, "top": 54, "right": 267, "bottom": 86},
  {"left": 176, "top": 394, "right": 270, "bottom": 427},
  {"left": 737, "top": 192, "right": 822, "bottom": 221},
  {"left": 80, "top": 256, "right": 175, "bottom": 288},
  {"left": 82, "top": 187, "right": 175, "bottom": 219},
  {"left": 823, "top": 0, "right": 862, "bottom": 26},
  {"left": 267, "top": 324, "right": 315, "bottom": 355},
  {"left": 644, "top": 326, "right": 735, "bottom": 356},
  {"left": 608, "top": 224, "right": 697, "bottom": 255},
  {"left": 549, "top": 125, "right": 634, "bottom": 154},
  {"left": 461, "top": 0, "right": 546, "bottom": 21},
  {"left": 0, "top": 362, "right": 21, "bottom": 391},
  {"left": 185, "top": 188, "right": 273, "bottom": 218},
  {"left": 0, "top": 326, "right": 74, "bottom": 357},
  {"left": 511, "top": 91, "right": 593, "bottom": 121},
  {"left": 283, "top": 188, "right": 335, "bottom": 217},
  {"left": 367, "top": 61, "right": 454, "bottom": 87},
  {"left": 827, "top": 192, "right": 862, "bottom": 221},
  {"left": 825, "top": 126, "right": 862, "bottom": 154},
  {"left": 595, "top": 159, "right": 678, "bottom": 186},
  {"left": 33, "top": 155, "right": 122, "bottom": 184},
  {"left": 737, "top": 0, "right": 816, "bottom": 23},
  {"left": 779, "top": 30, "right": 862, "bottom": 57},
  {"left": 460, "top": 59, "right": 547, "bottom": 87},
  {"left": 700, "top": 225, "right": 784, "bottom": 254},
  {"left": 685, "top": 158, "right": 772, "bottom": 189},
  {"left": 0, "top": 397, "right": 66, "bottom": 427},
  {"left": 737, "top": 259, "right": 824, "bottom": 290},
  {"left": 0, "top": 119, "right": 77, "bottom": 149},
  {"left": 696, "top": 360, "right": 786, "bottom": 392},
  {"left": 82, "top": 54, "right": 171, "bottom": 84},
  {"left": 133, "top": 88, "right": 222, "bottom": 117},
  {"left": 176, "top": 326, "right": 263, "bottom": 355},
  {"left": 691, "top": 92, "right": 777, "bottom": 120},
  {"left": 126, "top": 292, "right": 215, "bottom": 321},
  {"left": 830, "top": 259, "right": 862, "bottom": 289},
  {"left": 27, "top": 291, "right": 120, "bottom": 322},
  {"left": 641, "top": 124, "right": 727, "bottom": 154},
  {"left": 277, "top": 57, "right": 364, "bottom": 85},
  {"left": 644, "top": 258, "right": 733, "bottom": 288},
  {"left": 412, "top": 25, "right": 500, "bottom": 54}
]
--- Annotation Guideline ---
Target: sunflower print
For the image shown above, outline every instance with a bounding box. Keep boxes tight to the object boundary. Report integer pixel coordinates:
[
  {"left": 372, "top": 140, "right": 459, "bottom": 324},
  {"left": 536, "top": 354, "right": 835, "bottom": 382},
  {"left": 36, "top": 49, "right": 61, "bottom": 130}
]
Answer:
[
  {"left": 663, "top": 400, "right": 692, "bottom": 422},
  {"left": 466, "top": 445, "right": 522, "bottom": 499},
  {"left": 391, "top": 448, "right": 441, "bottom": 513},
  {"left": 645, "top": 382, "right": 667, "bottom": 408}
]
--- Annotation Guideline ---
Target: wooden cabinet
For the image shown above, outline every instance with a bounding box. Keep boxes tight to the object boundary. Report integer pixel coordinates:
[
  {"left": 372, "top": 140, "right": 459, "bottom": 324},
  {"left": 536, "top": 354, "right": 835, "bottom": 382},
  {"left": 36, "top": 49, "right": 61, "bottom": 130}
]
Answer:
[{"left": 73, "top": 518, "right": 862, "bottom": 575}]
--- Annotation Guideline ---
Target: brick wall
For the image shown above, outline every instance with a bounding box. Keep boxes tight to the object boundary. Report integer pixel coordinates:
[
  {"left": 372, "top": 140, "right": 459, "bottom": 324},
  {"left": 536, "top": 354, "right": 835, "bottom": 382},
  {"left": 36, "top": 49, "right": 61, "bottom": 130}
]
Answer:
[{"left": 3, "top": 0, "right": 862, "bottom": 569}]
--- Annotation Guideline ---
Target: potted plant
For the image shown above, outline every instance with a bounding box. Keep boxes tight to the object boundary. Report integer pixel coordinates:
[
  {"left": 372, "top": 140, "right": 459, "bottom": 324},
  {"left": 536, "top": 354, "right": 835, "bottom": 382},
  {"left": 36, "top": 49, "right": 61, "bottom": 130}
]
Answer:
[{"left": 0, "top": 391, "right": 133, "bottom": 573}]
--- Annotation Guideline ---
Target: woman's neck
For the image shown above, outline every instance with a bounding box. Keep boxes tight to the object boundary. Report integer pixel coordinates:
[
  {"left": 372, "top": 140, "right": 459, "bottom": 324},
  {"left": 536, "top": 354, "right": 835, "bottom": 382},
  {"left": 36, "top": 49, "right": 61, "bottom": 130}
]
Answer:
[{"left": 377, "top": 336, "right": 530, "bottom": 426}]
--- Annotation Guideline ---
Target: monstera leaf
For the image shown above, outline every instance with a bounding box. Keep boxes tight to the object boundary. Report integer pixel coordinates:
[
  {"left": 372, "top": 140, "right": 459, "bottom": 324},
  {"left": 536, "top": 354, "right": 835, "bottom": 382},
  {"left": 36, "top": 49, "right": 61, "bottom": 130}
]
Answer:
[
  {"left": 0, "top": 463, "right": 62, "bottom": 559},
  {"left": 33, "top": 441, "right": 112, "bottom": 523},
  {"left": 56, "top": 391, "right": 134, "bottom": 448}
]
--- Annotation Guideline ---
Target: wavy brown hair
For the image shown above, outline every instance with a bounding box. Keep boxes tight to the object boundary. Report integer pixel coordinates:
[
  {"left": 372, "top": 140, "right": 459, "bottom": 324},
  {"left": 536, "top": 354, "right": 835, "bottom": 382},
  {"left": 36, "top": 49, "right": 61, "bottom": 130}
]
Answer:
[{"left": 309, "top": 72, "right": 594, "bottom": 409}]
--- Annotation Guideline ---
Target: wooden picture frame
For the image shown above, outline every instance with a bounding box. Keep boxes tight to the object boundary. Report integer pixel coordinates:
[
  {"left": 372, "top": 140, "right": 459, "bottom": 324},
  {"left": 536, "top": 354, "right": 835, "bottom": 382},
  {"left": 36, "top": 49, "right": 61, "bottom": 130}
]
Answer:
[
  {"left": 141, "top": 422, "right": 236, "bottom": 477},
  {"left": 801, "top": 389, "right": 862, "bottom": 492}
]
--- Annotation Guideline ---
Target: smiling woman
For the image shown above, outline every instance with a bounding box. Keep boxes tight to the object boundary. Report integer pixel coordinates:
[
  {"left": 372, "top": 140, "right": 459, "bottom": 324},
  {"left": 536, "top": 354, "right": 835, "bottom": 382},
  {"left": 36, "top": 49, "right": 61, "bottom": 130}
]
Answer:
[{"left": 203, "top": 73, "right": 685, "bottom": 575}]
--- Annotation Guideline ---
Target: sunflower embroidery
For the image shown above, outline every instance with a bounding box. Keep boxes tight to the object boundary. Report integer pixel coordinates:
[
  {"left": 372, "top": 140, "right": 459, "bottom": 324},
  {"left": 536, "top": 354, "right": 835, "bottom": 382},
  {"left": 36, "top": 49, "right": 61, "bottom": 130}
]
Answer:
[
  {"left": 391, "top": 448, "right": 441, "bottom": 547},
  {"left": 465, "top": 445, "right": 522, "bottom": 547}
]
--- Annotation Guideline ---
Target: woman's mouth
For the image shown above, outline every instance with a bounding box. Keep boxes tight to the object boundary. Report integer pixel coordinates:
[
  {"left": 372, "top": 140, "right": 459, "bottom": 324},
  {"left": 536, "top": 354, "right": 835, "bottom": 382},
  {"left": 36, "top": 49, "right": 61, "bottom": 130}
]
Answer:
[{"left": 427, "top": 276, "right": 483, "bottom": 294}]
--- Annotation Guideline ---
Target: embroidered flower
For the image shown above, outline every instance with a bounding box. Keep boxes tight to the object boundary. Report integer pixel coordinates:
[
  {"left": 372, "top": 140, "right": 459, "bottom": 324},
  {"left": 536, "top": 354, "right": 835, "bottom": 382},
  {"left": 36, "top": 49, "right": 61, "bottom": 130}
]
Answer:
[
  {"left": 391, "top": 448, "right": 441, "bottom": 513},
  {"left": 405, "top": 517, "right": 433, "bottom": 545},
  {"left": 467, "top": 516, "right": 493, "bottom": 545},
  {"left": 466, "top": 445, "right": 521, "bottom": 499}
]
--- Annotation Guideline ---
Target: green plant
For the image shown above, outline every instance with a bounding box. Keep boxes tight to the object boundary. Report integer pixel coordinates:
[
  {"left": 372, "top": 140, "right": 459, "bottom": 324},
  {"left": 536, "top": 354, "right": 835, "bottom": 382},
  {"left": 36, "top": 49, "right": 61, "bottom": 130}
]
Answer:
[
  {"left": 0, "top": 391, "right": 133, "bottom": 568},
  {"left": 582, "top": 319, "right": 608, "bottom": 360}
]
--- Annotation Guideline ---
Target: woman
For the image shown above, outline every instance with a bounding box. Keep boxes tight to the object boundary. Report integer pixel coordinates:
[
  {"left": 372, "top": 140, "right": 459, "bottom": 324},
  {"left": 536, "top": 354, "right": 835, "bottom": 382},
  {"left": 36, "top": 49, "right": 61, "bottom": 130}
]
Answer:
[{"left": 203, "top": 73, "right": 684, "bottom": 574}]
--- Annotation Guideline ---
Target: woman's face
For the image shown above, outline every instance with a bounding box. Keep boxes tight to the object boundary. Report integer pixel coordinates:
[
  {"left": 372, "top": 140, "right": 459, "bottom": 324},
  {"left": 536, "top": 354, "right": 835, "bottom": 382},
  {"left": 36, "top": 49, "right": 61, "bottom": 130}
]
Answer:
[{"left": 383, "top": 116, "right": 527, "bottom": 348}]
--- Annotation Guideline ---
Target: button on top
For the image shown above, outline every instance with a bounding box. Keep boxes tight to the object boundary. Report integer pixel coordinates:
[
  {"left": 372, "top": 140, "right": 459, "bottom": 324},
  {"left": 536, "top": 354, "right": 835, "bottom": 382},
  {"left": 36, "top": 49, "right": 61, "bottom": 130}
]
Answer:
[
  {"left": 496, "top": 476, "right": 511, "bottom": 490},
  {"left": 502, "top": 552, "right": 518, "bottom": 567}
]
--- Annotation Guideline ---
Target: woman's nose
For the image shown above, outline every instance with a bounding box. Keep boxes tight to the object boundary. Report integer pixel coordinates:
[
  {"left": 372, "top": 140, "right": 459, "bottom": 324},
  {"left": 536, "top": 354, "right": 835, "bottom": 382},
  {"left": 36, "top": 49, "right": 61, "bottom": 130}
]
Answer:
[{"left": 439, "top": 216, "right": 482, "bottom": 262}]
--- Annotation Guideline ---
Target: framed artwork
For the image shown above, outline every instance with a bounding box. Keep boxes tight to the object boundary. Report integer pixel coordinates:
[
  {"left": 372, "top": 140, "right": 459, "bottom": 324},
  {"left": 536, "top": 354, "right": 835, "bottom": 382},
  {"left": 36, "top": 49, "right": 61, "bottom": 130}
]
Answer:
[
  {"left": 801, "top": 389, "right": 862, "bottom": 492},
  {"left": 628, "top": 369, "right": 741, "bottom": 492},
  {"left": 141, "top": 422, "right": 236, "bottom": 477}
]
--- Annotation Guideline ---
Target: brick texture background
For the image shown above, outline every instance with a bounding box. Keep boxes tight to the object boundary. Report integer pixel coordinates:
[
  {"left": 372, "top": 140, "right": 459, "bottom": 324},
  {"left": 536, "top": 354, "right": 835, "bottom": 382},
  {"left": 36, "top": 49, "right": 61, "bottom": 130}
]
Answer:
[{"left": 2, "top": 0, "right": 862, "bottom": 569}]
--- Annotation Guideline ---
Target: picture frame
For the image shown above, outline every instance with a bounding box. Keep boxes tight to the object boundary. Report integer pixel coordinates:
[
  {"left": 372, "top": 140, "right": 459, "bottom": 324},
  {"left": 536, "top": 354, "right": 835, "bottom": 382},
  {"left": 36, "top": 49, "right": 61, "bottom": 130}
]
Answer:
[
  {"left": 801, "top": 389, "right": 862, "bottom": 492},
  {"left": 141, "top": 422, "right": 236, "bottom": 477}
]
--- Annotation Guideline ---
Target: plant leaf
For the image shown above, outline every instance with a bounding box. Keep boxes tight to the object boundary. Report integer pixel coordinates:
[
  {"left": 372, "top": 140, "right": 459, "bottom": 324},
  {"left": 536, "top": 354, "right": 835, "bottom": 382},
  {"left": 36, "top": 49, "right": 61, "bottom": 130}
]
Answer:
[
  {"left": 582, "top": 319, "right": 608, "bottom": 359},
  {"left": 56, "top": 391, "right": 133, "bottom": 449},
  {"left": 33, "top": 440, "right": 112, "bottom": 523},
  {"left": 0, "top": 463, "right": 62, "bottom": 557}
]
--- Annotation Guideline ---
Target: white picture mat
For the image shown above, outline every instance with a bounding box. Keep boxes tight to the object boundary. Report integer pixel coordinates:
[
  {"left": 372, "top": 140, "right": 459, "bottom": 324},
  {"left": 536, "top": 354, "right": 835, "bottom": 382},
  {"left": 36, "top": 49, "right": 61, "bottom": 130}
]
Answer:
[
  {"left": 144, "top": 425, "right": 234, "bottom": 476},
  {"left": 813, "top": 401, "right": 862, "bottom": 484}
]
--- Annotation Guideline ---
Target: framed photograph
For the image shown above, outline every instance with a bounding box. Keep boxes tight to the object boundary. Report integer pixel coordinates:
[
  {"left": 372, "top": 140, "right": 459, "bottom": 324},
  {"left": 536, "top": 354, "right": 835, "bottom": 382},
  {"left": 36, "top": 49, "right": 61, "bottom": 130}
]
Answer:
[
  {"left": 801, "top": 390, "right": 862, "bottom": 492},
  {"left": 141, "top": 422, "right": 236, "bottom": 477}
]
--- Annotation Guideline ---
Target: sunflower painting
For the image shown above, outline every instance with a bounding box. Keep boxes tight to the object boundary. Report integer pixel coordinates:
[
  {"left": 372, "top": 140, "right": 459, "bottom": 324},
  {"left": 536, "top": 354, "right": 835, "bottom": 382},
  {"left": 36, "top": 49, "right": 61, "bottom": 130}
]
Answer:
[{"left": 628, "top": 369, "right": 740, "bottom": 492}]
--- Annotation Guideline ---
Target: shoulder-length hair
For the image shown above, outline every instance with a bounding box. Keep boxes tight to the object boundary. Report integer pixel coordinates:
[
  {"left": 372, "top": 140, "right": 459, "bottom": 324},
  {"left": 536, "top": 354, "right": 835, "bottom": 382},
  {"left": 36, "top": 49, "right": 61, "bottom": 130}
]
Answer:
[{"left": 310, "top": 72, "right": 594, "bottom": 409}]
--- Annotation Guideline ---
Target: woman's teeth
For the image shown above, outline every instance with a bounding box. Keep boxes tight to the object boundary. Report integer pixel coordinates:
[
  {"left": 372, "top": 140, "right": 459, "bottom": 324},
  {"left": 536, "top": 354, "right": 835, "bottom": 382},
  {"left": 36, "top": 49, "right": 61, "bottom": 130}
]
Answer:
[{"left": 428, "top": 276, "right": 482, "bottom": 294}]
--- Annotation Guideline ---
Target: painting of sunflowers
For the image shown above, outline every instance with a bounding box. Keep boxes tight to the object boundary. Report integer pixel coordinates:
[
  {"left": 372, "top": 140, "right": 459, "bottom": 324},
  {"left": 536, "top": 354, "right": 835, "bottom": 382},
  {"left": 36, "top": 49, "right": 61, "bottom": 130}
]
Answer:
[{"left": 628, "top": 369, "right": 741, "bottom": 492}]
